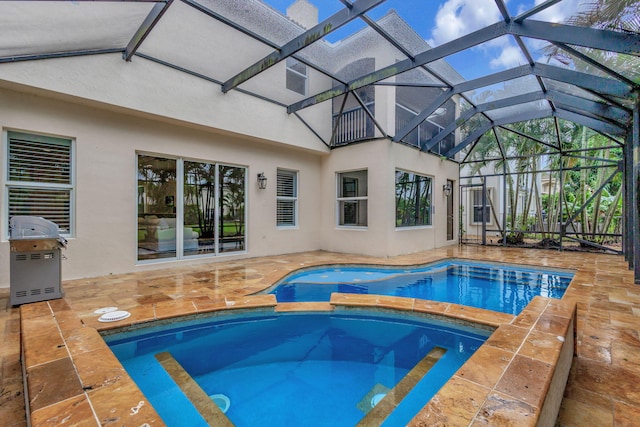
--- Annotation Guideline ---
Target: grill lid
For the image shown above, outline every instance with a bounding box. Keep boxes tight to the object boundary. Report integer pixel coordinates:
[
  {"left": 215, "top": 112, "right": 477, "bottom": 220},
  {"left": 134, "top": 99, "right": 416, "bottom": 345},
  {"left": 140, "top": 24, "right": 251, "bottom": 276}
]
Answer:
[{"left": 9, "top": 216, "right": 60, "bottom": 239}]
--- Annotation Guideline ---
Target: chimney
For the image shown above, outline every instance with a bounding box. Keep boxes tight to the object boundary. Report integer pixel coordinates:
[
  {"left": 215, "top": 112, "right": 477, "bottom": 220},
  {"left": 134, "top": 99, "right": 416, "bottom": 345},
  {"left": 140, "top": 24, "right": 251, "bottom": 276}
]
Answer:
[{"left": 286, "top": 0, "right": 319, "bottom": 29}]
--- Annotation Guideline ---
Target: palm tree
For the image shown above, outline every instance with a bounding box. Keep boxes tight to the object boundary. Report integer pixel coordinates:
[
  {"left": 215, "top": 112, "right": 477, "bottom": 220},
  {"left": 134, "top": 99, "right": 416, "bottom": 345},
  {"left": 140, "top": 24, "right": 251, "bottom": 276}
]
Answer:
[
  {"left": 545, "top": 1, "right": 640, "bottom": 79},
  {"left": 566, "top": 0, "right": 639, "bottom": 33}
]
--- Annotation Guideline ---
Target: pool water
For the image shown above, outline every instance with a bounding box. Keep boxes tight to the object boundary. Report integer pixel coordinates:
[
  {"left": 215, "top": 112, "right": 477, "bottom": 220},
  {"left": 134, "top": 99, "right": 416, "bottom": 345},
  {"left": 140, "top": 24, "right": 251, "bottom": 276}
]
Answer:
[
  {"left": 267, "top": 260, "right": 573, "bottom": 315},
  {"left": 106, "top": 311, "right": 489, "bottom": 427}
]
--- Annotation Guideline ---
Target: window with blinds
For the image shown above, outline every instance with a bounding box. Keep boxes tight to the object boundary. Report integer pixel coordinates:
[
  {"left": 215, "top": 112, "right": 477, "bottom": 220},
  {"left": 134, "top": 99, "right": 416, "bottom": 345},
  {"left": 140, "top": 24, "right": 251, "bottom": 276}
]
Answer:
[
  {"left": 276, "top": 169, "right": 297, "bottom": 227},
  {"left": 472, "top": 188, "right": 492, "bottom": 225},
  {"left": 6, "top": 131, "right": 73, "bottom": 234},
  {"left": 286, "top": 58, "right": 307, "bottom": 95}
]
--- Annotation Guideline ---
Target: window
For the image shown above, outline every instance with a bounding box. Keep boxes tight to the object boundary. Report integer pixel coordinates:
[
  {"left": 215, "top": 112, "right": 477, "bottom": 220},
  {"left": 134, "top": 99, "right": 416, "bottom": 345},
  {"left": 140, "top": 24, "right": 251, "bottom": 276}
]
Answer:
[
  {"left": 277, "top": 169, "right": 297, "bottom": 227},
  {"left": 5, "top": 131, "right": 73, "bottom": 235},
  {"left": 395, "top": 170, "right": 432, "bottom": 227},
  {"left": 337, "top": 170, "right": 367, "bottom": 227},
  {"left": 137, "top": 154, "right": 245, "bottom": 261},
  {"left": 286, "top": 58, "right": 307, "bottom": 95},
  {"left": 472, "top": 188, "right": 492, "bottom": 224}
]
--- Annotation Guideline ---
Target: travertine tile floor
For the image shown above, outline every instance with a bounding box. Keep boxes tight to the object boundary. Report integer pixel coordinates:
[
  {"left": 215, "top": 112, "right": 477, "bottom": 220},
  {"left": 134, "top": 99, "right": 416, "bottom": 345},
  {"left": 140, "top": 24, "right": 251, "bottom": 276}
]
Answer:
[{"left": 1, "top": 246, "right": 639, "bottom": 426}]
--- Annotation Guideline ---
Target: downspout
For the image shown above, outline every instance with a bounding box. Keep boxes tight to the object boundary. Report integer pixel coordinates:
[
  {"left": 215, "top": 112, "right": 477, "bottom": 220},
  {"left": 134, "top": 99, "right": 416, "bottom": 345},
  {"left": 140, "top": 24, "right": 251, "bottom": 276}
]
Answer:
[{"left": 633, "top": 98, "right": 639, "bottom": 284}]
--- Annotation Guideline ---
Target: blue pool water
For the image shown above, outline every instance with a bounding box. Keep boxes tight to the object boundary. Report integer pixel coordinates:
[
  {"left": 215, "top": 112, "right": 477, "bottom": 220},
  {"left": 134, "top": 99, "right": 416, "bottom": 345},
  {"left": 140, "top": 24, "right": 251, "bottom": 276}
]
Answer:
[
  {"left": 106, "top": 311, "right": 489, "bottom": 427},
  {"left": 265, "top": 260, "right": 573, "bottom": 315}
]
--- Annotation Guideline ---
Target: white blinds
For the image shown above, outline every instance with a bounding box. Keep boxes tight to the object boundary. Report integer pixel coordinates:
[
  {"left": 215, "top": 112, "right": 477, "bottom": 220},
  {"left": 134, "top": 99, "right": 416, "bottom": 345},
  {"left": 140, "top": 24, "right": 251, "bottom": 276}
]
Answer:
[
  {"left": 277, "top": 200, "right": 295, "bottom": 226},
  {"left": 8, "top": 132, "right": 71, "bottom": 184},
  {"left": 7, "top": 132, "right": 72, "bottom": 233},
  {"left": 8, "top": 188, "right": 71, "bottom": 233},
  {"left": 277, "top": 169, "right": 297, "bottom": 226},
  {"left": 277, "top": 169, "right": 296, "bottom": 197}
]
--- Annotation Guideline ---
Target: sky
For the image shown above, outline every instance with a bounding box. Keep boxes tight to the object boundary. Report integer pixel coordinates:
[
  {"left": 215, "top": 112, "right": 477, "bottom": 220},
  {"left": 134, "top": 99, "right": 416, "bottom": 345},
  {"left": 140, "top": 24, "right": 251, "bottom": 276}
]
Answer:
[{"left": 264, "top": 0, "right": 584, "bottom": 80}]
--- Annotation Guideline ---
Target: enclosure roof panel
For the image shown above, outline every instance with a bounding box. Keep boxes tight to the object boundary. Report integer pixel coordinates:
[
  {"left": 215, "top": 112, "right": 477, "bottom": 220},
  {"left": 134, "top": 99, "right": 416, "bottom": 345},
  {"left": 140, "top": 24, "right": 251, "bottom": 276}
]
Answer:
[{"left": 0, "top": 0, "right": 637, "bottom": 156}]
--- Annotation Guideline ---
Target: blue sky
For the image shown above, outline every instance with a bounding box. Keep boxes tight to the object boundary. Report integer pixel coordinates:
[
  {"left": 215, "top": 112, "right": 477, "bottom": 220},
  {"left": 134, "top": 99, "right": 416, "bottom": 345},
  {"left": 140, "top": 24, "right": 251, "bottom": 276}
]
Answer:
[{"left": 264, "top": 0, "right": 582, "bottom": 80}]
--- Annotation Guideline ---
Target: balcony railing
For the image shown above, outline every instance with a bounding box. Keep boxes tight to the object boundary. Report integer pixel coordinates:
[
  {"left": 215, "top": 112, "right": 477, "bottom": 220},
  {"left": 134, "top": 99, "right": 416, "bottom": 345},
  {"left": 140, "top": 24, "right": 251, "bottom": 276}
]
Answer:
[
  {"left": 331, "top": 102, "right": 454, "bottom": 153},
  {"left": 332, "top": 104, "right": 375, "bottom": 145}
]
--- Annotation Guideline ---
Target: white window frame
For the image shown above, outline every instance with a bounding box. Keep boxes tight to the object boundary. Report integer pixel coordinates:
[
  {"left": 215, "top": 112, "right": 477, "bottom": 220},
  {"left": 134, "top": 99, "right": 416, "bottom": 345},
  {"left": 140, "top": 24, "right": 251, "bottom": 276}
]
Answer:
[
  {"left": 4, "top": 130, "right": 75, "bottom": 238},
  {"left": 286, "top": 57, "right": 307, "bottom": 96},
  {"left": 276, "top": 168, "right": 298, "bottom": 228},
  {"left": 336, "top": 169, "right": 368, "bottom": 228},
  {"left": 471, "top": 187, "right": 493, "bottom": 225}
]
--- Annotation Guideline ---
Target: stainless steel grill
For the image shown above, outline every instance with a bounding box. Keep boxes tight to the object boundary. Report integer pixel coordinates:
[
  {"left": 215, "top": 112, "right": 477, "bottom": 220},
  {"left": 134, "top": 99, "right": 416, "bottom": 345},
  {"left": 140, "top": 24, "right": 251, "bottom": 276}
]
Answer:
[{"left": 9, "top": 216, "right": 67, "bottom": 306}]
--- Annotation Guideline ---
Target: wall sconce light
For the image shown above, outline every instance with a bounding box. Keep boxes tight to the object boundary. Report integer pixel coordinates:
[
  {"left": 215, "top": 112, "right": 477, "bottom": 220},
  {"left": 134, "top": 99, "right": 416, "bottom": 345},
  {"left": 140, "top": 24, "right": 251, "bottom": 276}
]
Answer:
[
  {"left": 257, "top": 172, "right": 267, "bottom": 190},
  {"left": 443, "top": 183, "right": 452, "bottom": 197}
]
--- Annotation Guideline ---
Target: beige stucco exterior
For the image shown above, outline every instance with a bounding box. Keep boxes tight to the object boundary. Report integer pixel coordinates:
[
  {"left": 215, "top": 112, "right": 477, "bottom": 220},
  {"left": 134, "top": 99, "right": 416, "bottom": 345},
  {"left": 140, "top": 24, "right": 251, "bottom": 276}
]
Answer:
[
  {"left": 320, "top": 139, "right": 458, "bottom": 257},
  {"left": 0, "top": 83, "right": 326, "bottom": 287},
  {"left": 0, "top": 32, "right": 459, "bottom": 289}
]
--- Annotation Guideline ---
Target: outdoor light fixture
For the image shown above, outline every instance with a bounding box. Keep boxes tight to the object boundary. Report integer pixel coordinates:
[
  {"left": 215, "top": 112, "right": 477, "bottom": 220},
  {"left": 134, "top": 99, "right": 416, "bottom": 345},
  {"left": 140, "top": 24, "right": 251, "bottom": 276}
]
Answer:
[
  {"left": 443, "top": 183, "right": 452, "bottom": 197},
  {"left": 257, "top": 172, "right": 267, "bottom": 190}
]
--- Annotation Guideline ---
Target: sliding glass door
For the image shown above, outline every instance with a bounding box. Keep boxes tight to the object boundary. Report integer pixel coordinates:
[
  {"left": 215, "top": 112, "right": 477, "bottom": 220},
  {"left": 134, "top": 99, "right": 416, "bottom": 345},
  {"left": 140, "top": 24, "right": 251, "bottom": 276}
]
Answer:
[{"left": 137, "top": 155, "right": 245, "bottom": 261}]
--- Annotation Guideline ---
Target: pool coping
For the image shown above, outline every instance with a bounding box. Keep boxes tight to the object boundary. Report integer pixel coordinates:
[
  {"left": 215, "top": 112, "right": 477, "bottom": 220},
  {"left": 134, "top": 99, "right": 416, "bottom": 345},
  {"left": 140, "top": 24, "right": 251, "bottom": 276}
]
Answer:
[{"left": 21, "top": 292, "right": 576, "bottom": 426}]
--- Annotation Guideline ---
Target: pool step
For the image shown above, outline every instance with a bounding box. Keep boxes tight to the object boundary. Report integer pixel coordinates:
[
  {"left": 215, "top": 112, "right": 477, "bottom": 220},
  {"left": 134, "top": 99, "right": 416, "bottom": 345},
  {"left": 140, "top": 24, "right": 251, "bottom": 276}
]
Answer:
[
  {"left": 155, "top": 352, "right": 234, "bottom": 427},
  {"left": 355, "top": 346, "right": 447, "bottom": 426},
  {"left": 448, "top": 267, "right": 568, "bottom": 288}
]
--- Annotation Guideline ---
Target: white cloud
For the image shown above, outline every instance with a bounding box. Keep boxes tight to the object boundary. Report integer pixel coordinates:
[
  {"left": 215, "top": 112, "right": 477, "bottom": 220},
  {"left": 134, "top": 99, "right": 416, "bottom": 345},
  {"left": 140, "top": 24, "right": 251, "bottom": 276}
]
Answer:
[
  {"left": 517, "top": 0, "right": 588, "bottom": 63},
  {"left": 489, "top": 43, "right": 528, "bottom": 69},
  {"left": 425, "top": 0, "right": 587, "bottom": 74},
  {"left": 427, "top": 0, "right": 503, "bottom": 46}
]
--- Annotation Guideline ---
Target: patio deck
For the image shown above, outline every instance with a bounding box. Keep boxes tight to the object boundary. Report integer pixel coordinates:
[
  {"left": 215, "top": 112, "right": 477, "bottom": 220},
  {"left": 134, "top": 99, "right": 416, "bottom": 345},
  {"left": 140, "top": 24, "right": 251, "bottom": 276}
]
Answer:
[{"left": 1, "top": 245, "right": 639, "bottom": 426}]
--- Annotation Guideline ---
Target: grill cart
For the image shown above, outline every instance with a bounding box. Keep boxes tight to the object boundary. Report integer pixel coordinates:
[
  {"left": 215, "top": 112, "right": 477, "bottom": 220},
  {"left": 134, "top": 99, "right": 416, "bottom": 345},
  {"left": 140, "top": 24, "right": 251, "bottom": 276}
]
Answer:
[{"left": 9, "top": 216, "right": 67, "bottom": 306}]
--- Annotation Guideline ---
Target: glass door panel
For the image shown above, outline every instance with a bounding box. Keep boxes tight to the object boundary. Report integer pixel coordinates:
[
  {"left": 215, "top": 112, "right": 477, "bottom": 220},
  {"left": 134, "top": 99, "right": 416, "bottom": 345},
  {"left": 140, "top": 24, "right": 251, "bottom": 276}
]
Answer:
[
  {"left": 218, "top": 165, "right": 245, "bottom": 253},
  {"left": 184, "top": 161, "right": 216, "bottom": 256},
  {"left": 137, "top": 155, "right": 177, "bottom": 260}
]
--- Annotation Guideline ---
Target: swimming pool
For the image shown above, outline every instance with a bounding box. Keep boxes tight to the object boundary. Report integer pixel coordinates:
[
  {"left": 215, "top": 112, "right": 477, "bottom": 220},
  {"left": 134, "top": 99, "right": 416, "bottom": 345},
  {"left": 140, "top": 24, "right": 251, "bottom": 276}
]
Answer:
[
  {"left": 105, "top": 310, "right": 490, "bottom": 426},
  {"left": 264, "top": 259, "right": 573, "bottom": 315}
]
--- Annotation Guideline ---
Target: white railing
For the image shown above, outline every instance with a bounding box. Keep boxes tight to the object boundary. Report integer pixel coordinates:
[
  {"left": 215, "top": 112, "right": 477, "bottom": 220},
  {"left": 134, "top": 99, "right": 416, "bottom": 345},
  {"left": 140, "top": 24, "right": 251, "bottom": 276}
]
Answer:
[{"left": 332, "top": 105, "right": 375, "bottom": 145}]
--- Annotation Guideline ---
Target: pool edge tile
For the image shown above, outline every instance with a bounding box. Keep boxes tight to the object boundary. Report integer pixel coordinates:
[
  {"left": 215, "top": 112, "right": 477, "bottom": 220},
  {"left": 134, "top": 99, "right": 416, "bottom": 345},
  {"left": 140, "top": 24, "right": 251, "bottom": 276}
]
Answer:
[
  {"left": 86, "top": 377, "right": 166, "bottom": 426},
  {"left": 275, "top": 302, "right": 334, "bottom": 312},
  {"left": 30, "top": 394, "right": 97, "bottom": 427},
  {"left": 471, "top": 391, "right": 539, "bottom": 427},
  {"left": 409, "top": 376, "right": 490, "bottom": 426}
]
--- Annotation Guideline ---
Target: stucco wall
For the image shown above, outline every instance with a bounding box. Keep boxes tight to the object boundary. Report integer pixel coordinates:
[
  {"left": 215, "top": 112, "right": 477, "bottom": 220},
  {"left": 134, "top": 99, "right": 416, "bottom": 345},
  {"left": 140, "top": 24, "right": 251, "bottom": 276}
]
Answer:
[
  {"left": 0, "top": 87, "right": 324, "bottom": 287},
  {"left": 0, "top": 86, "right": 460, "bottom": 288},
  {"left": 387, "top": 141, "right": 459, "bottom": 255},
  {"left": 320, "top": 139, "right": 459, "bottom": 258},
  {"left": 0, "top": 53, "right": 329, "bottom": 154}
]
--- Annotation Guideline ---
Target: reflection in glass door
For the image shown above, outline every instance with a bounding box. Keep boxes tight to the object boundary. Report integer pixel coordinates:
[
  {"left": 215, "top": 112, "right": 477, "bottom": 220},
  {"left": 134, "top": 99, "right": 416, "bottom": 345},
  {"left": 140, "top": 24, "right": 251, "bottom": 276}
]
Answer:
[
  {"left": 219, "top": 165, "right": 245, "bottom": 253},
  {"left": 184, "top": 161, "right": 216, "bottom": 256},
  {"left": 137, "top": 156, "right": 177, "bottom": 260},
  {"left": 138, "top": 155, "right": 246, "bottom": 261}
]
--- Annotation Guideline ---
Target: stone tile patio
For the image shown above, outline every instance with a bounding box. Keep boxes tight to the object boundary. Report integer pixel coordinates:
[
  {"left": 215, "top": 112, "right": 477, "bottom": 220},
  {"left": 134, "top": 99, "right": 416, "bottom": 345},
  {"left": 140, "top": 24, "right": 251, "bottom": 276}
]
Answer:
[{"left": 1, "top": 246, "right": 638, "bottom": 426}]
